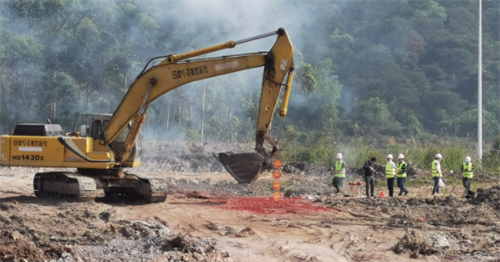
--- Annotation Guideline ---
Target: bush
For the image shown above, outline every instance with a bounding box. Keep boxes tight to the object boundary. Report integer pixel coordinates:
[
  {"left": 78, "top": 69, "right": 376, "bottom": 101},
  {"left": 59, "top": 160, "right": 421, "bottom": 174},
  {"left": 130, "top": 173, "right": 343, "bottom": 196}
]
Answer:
[
  {"left": 481, "top": 134, "right": 500, "bottom": 175},
  {"left": 280, "top": 136, "right": 479, "bottom": 174}
]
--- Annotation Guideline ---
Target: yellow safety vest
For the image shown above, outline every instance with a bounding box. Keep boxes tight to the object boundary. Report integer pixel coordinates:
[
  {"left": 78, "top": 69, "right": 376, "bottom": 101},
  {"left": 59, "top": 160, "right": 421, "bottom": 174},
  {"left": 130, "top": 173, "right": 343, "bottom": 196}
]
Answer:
[
  {"left": 397, "top": 161, "right": 406, "bottom": 178},
  {"left": 432, "top": 160, "right": 440, "bottom": 177},
  {"left": 463, "top": 162, "right": 473, "bottom": 178},
  {"left": 335, "top": 161, "right": 345, "bottom": 177},
  {"left": 386, "top": 162, "right": 396, "bottom": 178}
]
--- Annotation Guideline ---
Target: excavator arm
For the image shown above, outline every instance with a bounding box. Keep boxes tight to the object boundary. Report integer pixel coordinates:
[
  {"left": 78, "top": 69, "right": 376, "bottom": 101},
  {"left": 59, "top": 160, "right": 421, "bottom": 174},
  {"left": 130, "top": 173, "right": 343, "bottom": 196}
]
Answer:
[{"left": 104, "top": 28, "right": 294, "bottom": 183}]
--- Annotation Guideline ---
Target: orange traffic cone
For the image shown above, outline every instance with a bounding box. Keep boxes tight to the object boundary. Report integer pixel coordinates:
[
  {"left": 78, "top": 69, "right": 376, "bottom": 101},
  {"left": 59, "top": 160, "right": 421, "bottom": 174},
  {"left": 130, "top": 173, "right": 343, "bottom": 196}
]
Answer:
[{"left": 379, "top": 191, "right": 387, "bottom": 198}]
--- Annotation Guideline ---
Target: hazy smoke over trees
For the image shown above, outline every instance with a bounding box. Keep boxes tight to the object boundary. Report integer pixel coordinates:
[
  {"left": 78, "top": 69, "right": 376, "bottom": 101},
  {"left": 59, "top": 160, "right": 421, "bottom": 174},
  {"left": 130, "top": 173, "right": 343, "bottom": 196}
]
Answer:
[{"left": 0, "top": 0, "right": 499, "bottom": 145}]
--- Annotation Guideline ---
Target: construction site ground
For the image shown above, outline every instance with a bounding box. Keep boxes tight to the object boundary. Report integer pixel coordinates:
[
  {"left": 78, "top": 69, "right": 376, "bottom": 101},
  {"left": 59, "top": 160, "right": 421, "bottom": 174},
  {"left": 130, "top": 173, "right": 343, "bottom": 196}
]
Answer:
[
  {"left": 1, "top": 142, "right": 500, "bottom": 262},
  {"left": 1, "top": 166, "right": 500, "bottom": 262}
]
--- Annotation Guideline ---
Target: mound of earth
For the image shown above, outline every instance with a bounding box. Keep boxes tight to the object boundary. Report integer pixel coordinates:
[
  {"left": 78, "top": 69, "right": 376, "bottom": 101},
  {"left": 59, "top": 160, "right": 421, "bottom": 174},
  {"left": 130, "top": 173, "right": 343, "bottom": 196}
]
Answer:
[
  {"left": 282, "top": 161, "right": 326, "bottom": 176},
  {"left": 139, "top": 142, "right": 252, "bottom": 173},
  {"left": 470, "top": 185, "right": 500, "bottom": 210},
  {"left": 393, "top": 229, "right": 439, "bottom": 258}
]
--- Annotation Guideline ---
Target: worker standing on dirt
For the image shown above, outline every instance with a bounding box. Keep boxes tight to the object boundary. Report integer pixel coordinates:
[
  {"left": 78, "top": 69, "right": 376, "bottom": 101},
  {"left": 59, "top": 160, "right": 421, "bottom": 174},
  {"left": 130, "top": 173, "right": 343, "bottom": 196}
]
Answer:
[
  {"left": 386, "top": 154, "right": 397, "bottom": 197},
  {"left": 363, "top": 157, "right": 377, "bottom": 198},
  {"left": 462, "top": 156, "right": 474, "bottom": 198},
  {"left": 432, "top": 153, "right": 443, "bottom": 195},
  {"left": 397, "top": 154, "right": 409, "bottom": 196},
  {"left": 332, "top": 153, "right": 346, "bottom": 195}
]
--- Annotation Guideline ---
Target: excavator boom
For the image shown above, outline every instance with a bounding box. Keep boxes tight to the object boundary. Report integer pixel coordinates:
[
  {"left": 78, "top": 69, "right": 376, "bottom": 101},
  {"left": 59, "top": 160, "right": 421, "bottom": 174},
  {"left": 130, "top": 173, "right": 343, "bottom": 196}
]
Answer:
[
  {"left": 106, "top": 28, "right": 294, "bottom": 183},
  {"left": 105, "top": 55, "right": 266, "bottom": 143}
]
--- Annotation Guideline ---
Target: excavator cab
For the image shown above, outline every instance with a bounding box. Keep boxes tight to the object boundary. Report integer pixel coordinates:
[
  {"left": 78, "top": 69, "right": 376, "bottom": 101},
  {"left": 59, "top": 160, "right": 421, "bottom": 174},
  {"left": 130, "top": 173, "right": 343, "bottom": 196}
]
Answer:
[
  {"left": 70, "top": 114, "right": 142, "bottom": 166},
  {"left": 70, "top": 114, "right": 111, "bottom": 139}
]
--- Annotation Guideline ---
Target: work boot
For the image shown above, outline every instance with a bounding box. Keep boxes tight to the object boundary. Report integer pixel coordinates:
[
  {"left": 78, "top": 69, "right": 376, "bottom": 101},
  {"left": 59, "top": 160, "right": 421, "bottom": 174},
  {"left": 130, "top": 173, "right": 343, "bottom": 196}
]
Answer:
[
  {"left": 404, "top": 190, "right": 409, "bottom": 196},
  {"left": 465, "top": 190, "right": 475, "bottom": 199}
]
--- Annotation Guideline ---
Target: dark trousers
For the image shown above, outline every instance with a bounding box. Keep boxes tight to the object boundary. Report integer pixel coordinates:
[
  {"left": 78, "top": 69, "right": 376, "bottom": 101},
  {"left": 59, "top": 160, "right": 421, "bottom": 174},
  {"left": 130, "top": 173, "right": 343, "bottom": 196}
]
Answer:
[
  {"left": 463, "top": 177, "right": 475, "bottom": 198},
  {"left": 397, "top": 177, "right": 408, "bottom": 195},
  {"left": 432, "top": 177, "right": 440, "bottom": 194},
  {"left": 364, "top": 176, "right": 375, "bottom": 197},
  {"left": 387, "top": 177, "right": 395, "bottom": 197},
  {"left": 463, "top": 177, "right": 472, "bottom": 192},
  {"left": 333, "top": 177, "right": 344, "bottom": 193},
  {"left": 462, "top": 177, "right": 475, "bottom": 197}
]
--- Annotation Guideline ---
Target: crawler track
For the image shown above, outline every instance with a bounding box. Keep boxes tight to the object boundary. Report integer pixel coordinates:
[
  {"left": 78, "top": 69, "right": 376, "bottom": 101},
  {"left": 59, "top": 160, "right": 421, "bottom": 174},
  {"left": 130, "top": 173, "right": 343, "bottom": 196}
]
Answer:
[
  {"left": 33, "top": 172, "right": 167, "bottom": 203},
  {"left": 34, "top": 172, "right": 104, "bottom": 201}
]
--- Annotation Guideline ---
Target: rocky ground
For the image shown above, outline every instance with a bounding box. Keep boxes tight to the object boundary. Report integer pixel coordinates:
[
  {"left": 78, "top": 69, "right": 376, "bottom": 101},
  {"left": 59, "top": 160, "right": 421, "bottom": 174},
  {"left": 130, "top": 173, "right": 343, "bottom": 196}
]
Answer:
[
  {"left": 0, "top": 199, "right": 229, "bottom": 262},
  {"left": 1, "top": 141, "right": 500, "bottom": 262},
  {"left": 323, "top": 188, "right": 500, "bottom": 261}
]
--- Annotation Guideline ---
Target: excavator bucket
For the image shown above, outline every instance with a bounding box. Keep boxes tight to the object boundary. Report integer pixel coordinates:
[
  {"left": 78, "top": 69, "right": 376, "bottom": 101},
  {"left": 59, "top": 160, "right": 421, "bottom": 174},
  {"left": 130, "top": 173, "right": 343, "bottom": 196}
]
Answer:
[{"left": 213, "top": 152, "right": 267, "bottom": 183}]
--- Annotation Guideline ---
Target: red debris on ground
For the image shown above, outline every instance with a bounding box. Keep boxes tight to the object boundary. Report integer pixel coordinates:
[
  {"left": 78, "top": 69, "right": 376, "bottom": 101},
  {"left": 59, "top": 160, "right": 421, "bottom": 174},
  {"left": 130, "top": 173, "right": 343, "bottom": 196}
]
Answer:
[{"left": 211, "top": 196, "right": 331, "bottom": 215}]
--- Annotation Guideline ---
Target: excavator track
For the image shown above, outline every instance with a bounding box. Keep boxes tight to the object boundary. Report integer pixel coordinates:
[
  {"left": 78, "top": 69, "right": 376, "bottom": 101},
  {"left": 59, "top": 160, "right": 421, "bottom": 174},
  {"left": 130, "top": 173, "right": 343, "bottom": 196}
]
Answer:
[
  {"left": 101, "top": 173, "right": 168, "bottom": 203},
  {"left": 33, "top": 172, "right": 168, "bottom": 203},
  {"left": 142, "top": 177, "right": 169, "bottom": 203},
  {"left": 33, "top": 172, "right": 105, "bottom": 202}
]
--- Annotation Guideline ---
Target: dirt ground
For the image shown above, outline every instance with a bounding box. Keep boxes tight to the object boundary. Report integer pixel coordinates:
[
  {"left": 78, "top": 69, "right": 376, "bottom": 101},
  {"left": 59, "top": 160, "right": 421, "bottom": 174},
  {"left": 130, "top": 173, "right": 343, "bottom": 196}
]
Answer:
[
  {"left": 1, "top": 141, "right": 499, "bottom": 262},
  {"left": 1, "top": 163, "right": 500, "bottom": 262}
]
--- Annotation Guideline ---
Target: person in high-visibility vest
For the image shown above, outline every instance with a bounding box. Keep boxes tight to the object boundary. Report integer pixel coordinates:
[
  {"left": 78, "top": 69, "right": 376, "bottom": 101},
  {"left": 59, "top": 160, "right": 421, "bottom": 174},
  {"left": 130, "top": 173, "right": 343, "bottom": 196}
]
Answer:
[
  {"left": 432, "top": 153, "right": 443, "bottom": 195},
  {"left": 396, "top": 154, "right": 409, "bottom": 196},
  {"left": 462, "top": 156, "right": 474, "bottom": 198},
  {"left": 385, "top": 154, "right": 397, "bottom": 197},
  {"left": 332, "top": 153, "right": 346, "bottom": 194}
]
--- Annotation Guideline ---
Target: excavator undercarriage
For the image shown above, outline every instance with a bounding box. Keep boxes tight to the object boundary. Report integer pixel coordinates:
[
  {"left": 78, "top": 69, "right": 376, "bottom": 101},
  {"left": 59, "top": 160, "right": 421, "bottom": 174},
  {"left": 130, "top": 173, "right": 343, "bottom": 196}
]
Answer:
[{"left": 33, "top": 169, "right": 168, "bottom": 203}]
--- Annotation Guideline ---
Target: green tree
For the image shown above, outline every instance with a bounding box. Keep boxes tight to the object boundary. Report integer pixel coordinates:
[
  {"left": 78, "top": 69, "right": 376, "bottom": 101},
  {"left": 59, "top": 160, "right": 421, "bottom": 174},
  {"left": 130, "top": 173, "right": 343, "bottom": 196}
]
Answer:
[{"left": 351, "top": 97, "right": 402, "bottom": 136}]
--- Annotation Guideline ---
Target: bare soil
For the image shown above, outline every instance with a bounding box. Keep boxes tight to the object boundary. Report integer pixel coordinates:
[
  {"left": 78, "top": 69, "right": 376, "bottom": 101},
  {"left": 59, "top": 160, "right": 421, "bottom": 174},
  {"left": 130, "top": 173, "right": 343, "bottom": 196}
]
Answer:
[{"left": 1, "top": 142, "right": 500, "bottom": 262}]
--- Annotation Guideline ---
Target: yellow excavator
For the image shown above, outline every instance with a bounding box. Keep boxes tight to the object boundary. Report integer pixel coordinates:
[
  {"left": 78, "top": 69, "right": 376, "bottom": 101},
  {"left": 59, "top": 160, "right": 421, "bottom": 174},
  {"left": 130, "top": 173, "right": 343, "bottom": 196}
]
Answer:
[{"left": 0, "top": 28, "right": 294, "bottom": 203}]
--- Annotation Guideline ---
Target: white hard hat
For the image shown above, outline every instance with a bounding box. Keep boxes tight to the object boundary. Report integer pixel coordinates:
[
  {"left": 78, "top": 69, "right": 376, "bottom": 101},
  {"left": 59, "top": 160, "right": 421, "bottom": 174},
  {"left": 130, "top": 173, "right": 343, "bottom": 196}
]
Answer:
[
  {"left": 398, "top": 154, "right": 404, "bottom": 159},
  {"left": 336, "top": 153, "right": 343, "bottom": 159},
  {"left": 465, "top": 156, "right": 471, "bottom": 162},
  {"left": 435, "top": 153, "right": 443, "bottom": 159},
  {"left": 387, "top": 154, "right": 393, "bottom": 159}
]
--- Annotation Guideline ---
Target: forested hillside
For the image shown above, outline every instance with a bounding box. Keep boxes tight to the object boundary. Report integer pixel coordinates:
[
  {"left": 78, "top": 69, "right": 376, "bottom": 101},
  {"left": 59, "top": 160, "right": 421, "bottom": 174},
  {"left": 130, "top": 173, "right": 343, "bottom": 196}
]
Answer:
[{"left": 0, "top": 0, "right": 499, "bottom": 145}]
